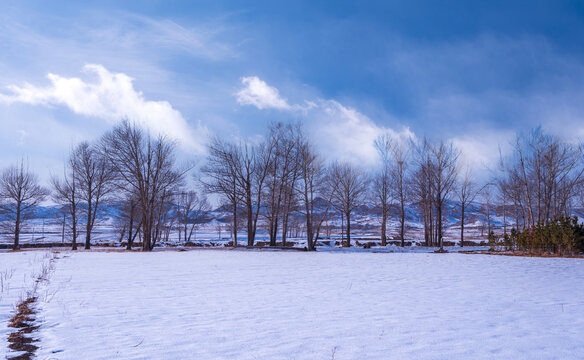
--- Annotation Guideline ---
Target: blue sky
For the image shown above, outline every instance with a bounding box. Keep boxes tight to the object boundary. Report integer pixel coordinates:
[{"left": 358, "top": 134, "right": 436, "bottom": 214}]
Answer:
[{"left": 1, "top": 0, "right": 584, "bottom": 180}]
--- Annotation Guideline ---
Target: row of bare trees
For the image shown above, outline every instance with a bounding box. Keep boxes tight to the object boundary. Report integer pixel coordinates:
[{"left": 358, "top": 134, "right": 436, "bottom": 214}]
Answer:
[
  {"left": 2, "top": 121, "right": 583, "bottom": 252},
  {"left": 371, "top": 127, "right": 584, "bottom": 251},
  {"left": 497, "top": 128, "right": 584, "bottom": 231},
  {"left": 373, "top": 136, "right": 461, "bottom": 251},
  {"left": 0, "top": 121, "right": 210, "bottom": 251},
  {"left": 52, "top": 142, "right": 114, "bottom": 250},
  {"left": 203, "top": 123, "right": 330, "bottom": 250},
  {"left": 203, "top": 121, "right": 464, "bottom": 250}
]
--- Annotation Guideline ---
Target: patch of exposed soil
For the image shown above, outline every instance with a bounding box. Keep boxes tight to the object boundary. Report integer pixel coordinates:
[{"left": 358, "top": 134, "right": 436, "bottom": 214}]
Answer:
[{"left": 7, "top": 297, "right": 40, "bottom": 360}]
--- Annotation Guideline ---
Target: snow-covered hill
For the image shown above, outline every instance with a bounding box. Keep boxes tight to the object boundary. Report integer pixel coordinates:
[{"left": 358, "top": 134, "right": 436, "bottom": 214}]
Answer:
[{"left": 2, "top": 201, "right": 583, "bottom": 245}]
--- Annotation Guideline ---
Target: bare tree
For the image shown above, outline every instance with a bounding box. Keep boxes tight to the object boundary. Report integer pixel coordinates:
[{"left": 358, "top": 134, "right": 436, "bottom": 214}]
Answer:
[
  {"left": 328, "top": 162, "right": 368, "bottom": 247},
  {"left": 71, "top": 141, "right": 115, "bottom": 249},
  {"left": 427, "top": 139, "right": 460, "bottom": 250},
  {"left": 114, "top": 193, "right": 141, "bottom": 250},
  {"left": 480, "top": 184, "right": 495, "bottom": 237},
  {"left": 263, "top": 123, "right": 301, "bottom": 247},
  {"left": 297, "top": 130, "right": 325, "bottom": 251},
  {"left": 506, "top": 128, "right": 584, "bottom": 227},
  {"left": 0, "top": 160, "right": 48, "bottom": 249},
  {"left": 176, "top": 190, "right": 210, "bottom": 243},
  {"left": 412, "top": 141, "right": 437, "bottom": 246},
  {"left": 373, "top": 135, "right": 393, "bottom": 246},
  {"left": 456, "top": 167, "right": 481, "bottom": 247},
  {"left": 390, "top": 139, "right": 411, "bottom": 247},
  {"left": 231, "top": 138, "right": 273, "bottom": 246},
  {"left": 51, "top": 151, "right": 80, "bottom": 250},
  {"left": 248, "top": 139, "right": 275, "bottom": 246},
  {"left": 203, "top": 134, "right": 274, "bottom": 247},
  {"left": 496, "top": 152, "right": 511, "bottom": 236},
  {"left": 152, "top": 190, "right": 175, "bottom": 245},
  {"left": 203, "top": 136, "right": 241, "bottom": 247},
  {"left": 499, "top": 164, "right": 527, "bottom": 231},
  {"left": 495, "top": 174, "right": 511, "bottom": 237},
  {"left": 101, "top": 121, "right": 185, "bottom": 251}
]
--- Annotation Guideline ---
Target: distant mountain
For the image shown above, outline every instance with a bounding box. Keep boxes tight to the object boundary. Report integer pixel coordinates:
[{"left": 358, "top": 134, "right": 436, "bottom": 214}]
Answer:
[{"left": 16, "top": 200, "right": 583, "bottom": 233}]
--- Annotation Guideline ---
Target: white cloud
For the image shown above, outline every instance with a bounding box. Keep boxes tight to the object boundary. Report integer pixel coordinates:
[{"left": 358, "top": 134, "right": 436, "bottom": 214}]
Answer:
[
  {"left": 236, "top": 76, "right": 292, "bottom": 110},
  {"left": 450, "top": 129, "right": 515, "bottom": 180},
  {"left": 313, "top": 100, "right": 415, "bottom": 165},
  {"left": 234, "top": 76, "right": 514, "bottom": 176},
  {"left": 235, "top": 76, "right": 415, "bottom": 165},
  {"left": 0, "top": 64, "right": 207, "bottom": 152}
]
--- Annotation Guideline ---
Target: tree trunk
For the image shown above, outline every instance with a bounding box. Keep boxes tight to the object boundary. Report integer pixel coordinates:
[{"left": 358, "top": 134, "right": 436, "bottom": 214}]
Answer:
[
  {"left": 503, "top": 202, "right": 507, "bottom": 236},
  {"left": 486, "top": 201, "right": 491, "bottom": 235},
  {"left": 304, "top": 182, "right": 314, "bottom": 251},
  {"left": 61, "top": 214, "right": 66, "bottom": 244},
  {"left": 126, "top": 210, "right": 134, "bottom": 250},
  {"left": 424, "top": 204, "right": 429, "bottom": 247},
  {"left": 246, "top": 192, "right": 253, "bottom": 247},
  {"left": 71, "top": 237, "right": 77, "bottom": 250},
  {"left": 341, "top": 213, "right": 344, "bottom": 244},
  {"left": 282, "top": 213, "right": 289, "bottom": 247},
  {"left": 437, "top": 200, "right": 443, "bottom": 250},
  {"left": 142, "top": 213, "right": 151, "bottom": 251},
  {"left": 72, "top": 213, "right": 78, "bottom": 250},
  {"left": 514, "top": 203, "right": 519, "bottom": 231},
  {"left": 460, "top": 204, "right": 465, "bottom": 247},
  {"left": 85, "top": 197, "right": 92, "bottom": 249},
  {"left": 13, "top": 202, "right": 21, "bottom": 250},
  {"left": 381, "top": 204, "right": 387, "bottom": 246},
  {"left": 306, "top": 218, "right": 314, "bottom": 251},
  {"left": 269, "top": 218, "right": 278, "bottom": 247},
  {"left": 400, "top": 194, "right": 405, "bottom": 247},
  {"left": 232, "top": 200, "right": 238, "bottom": 247},
  {"left": 251, "top": 199, "right": 262, "bottom": 246},
  {"left": 345, "top": 212, "right": 351, "bottom": 247}
]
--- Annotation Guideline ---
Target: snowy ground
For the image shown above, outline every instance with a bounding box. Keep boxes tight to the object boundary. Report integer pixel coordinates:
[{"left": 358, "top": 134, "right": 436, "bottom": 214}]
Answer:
[
  {"left": 0, "top": 250, "right": 55, "bottom": 359},
  {"left": 2, "top": 249, "right": 583, "bottom": 359}
]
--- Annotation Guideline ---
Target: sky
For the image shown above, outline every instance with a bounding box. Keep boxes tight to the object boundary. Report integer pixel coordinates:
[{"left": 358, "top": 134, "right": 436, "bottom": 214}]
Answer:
[{"left": 1, "top": 0, "right": 584, "bottom": 182}]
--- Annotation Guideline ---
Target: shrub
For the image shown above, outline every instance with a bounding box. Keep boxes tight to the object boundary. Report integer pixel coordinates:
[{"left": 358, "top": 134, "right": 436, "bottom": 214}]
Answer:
[
  {"left": 488, "top": 231, "right": 501, "bottom": 251},
  {"left": 508, "top": 216, "right": 584, "bottom": 255}
]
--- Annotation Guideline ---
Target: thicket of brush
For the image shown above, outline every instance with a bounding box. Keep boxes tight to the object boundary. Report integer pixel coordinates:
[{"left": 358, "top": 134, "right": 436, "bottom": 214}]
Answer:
[{"left": 489, "top": 216, "right": 584, "bottom": 255}]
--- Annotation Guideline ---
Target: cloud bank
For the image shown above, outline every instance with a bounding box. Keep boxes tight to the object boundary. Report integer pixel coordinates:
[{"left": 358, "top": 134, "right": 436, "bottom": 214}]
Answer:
[{"left": 0, "top": 64, "right": 207, "bottom": 152}]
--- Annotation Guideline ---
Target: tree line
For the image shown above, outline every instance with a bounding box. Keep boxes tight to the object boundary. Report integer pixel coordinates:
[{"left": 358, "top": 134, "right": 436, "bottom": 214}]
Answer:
[{"left": 1, "top": 121, "right": 583, "bottom": 254}]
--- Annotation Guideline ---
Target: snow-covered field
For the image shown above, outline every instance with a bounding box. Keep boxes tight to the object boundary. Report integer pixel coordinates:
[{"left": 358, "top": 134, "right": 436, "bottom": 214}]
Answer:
[
  {"left": 0, "top": 250, "right": 56, "bottom": 359},
  {"left": 2, "top": 249, "right": 584, "bottom": 359}
]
